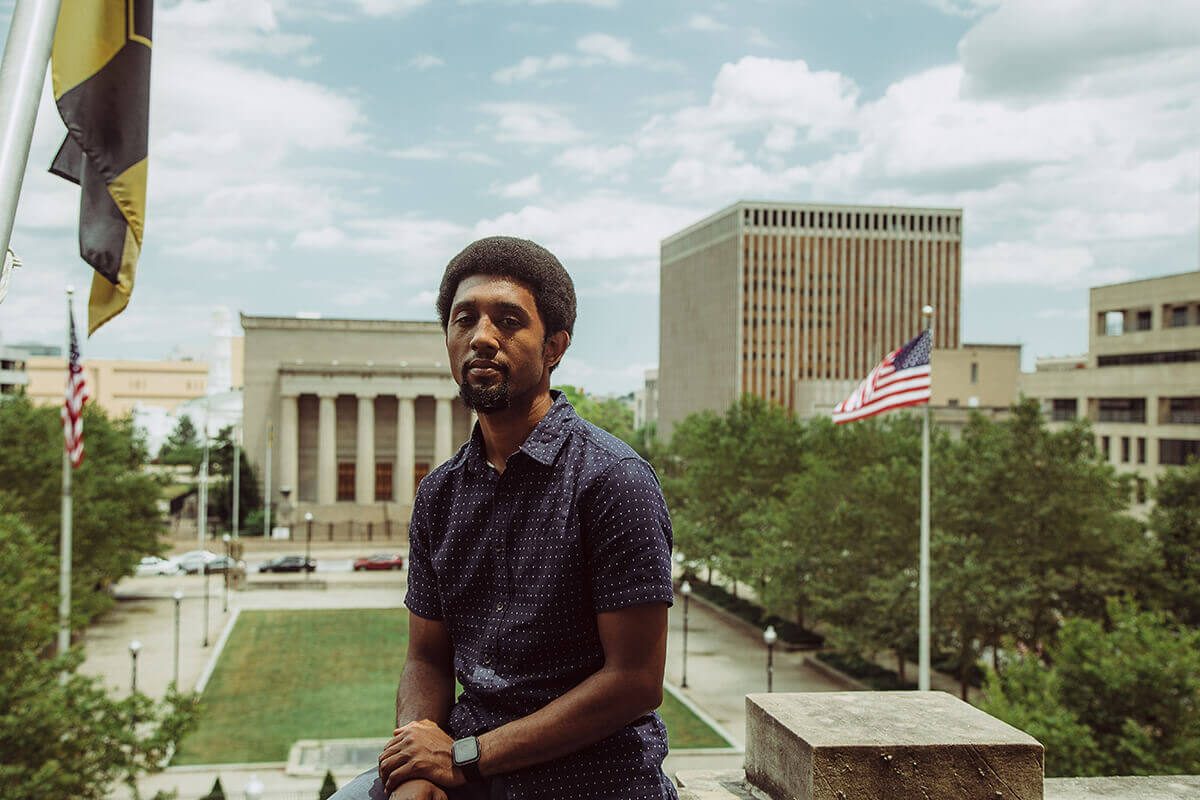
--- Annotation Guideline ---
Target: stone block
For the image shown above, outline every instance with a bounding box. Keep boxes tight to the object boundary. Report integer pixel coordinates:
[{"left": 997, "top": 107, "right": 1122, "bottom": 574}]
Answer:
[{"left": 745, "top": 691, "right": 1044, "bottom": 800}]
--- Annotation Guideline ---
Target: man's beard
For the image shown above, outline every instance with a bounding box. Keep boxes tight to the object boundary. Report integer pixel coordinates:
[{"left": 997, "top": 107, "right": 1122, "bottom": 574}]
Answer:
[{"left": 459, "top": 373, "right": 511, "bottom": 413}]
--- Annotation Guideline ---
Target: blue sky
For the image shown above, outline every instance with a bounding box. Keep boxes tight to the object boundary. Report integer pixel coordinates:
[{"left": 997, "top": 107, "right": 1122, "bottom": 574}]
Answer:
[{"left": 1, "top": 0, "right": 1197, "bottom": 395}]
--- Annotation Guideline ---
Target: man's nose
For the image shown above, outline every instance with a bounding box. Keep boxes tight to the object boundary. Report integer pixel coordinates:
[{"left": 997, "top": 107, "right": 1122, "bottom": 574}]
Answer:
[{"left": 469, "top": 317, "right": 500, "bottom": 355}]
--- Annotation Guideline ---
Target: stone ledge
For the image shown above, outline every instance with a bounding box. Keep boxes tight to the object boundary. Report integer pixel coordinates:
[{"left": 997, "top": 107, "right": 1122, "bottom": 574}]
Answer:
[{"left": 745, "top": 691, "right": 1044, "bottom": 800}]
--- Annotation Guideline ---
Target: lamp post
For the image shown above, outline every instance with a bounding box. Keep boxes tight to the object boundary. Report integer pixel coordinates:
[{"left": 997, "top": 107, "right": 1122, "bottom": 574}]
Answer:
[
  {"left": 304, "top": 512, "right": 313, "bottom": 581},
  {"left": 680, "top": 580, "right": 692, "bottom": 689},
  {"left": 128, "top": 639, "right": 142, "bottom": 693},
  {"left": 222, "top": 533, "right": 231, "bottom": 613},
  {"left": 244, "top": 773, "right": 264, "bottom": 800},
  {"left": 763, "top": 625, "right": 778, "bottom": 693},
  {"left": 202, "top": 558, "right": 210, "bottom": 648},
  {"left": 172, "top": 589, "right": 182, "bottom": 687}
]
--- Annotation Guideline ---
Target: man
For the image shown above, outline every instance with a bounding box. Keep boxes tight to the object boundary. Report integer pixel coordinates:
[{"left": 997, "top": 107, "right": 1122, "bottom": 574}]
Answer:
[{"left": 333, "top": 236, "right": 677, "bottom": 800}]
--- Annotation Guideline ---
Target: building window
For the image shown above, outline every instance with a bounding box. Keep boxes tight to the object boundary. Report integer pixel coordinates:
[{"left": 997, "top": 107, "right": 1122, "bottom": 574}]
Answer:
[
  {"left": 375, "top": 462, "right": 393, "bottom": 501},
  {"left": 1171, "top": 305, "right": 1189, "bottom": 327},
  {"left": 337, "top": 463, "right": 355, "bottom": 501},
  {"left": 414, "top": 462, "right": 430, "bottom": 495},
  {"left": 970, "top": 362, "right": 979, "bottom": 384},
  {"left": 1135, "top": 310, "right": 1152, "bottom": 331},
  {"left": 1137, "top": 437, "right": 1146, "bottom": 464},
  {"left": 1160, "top": 439, "right": 1200, "bottom": 466},
  {"left": 947, "top": 398, "right": 959, "bottom": 407},
  {"left": 1098, "top": 349, "right": 1200, "bottom": 367},
  {"left": 1101, "top": 436, "right": 1110, "bottom": 460},
  {"left": 1051, "top": 398, "right": 1077, "bottom": 422},
  {"left": 1097, "top": 397, "right": 1146, "bottom": 423},
  {"left": 1103, "top": 311, "right": 1124, "bottom": 336},
  {"left": 1166, "top": 397, "right": 1200, "bottom": 424},
  {"left": 1121, "top": 436, "right": 1130, "bottom": 463}
]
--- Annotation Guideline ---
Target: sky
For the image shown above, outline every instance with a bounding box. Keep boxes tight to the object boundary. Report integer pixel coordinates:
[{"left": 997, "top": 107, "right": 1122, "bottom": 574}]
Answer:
[{"left": 0, "top": 0, "right": 1197, "bottom": 395}]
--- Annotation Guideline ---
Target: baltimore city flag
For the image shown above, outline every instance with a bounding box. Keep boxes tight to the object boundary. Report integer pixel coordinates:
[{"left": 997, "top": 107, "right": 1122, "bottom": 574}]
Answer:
[{"left": 50, "top": 0, "right": 153, "bottom": 335}]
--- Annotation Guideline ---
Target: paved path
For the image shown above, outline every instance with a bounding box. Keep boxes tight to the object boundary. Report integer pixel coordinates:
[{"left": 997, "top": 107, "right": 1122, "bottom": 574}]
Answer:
[{"left": 84, "top": 540, "right": 855, "bottom": 798}]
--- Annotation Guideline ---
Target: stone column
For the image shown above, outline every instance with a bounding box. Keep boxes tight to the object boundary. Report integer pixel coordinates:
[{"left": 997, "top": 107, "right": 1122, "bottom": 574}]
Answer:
[
  {"left": 279, "top": 393, "right": 299, "bottom": 498},
  {"left": 435, "top": 396, "right": 453, "bottom": 465},
  {"left": 356, "top": 393, "right": 376, "bottom": 504},
  {"left": 395, "top": 395, "right": 416, "bottom": 507},
  {"left": 317, "top": 392, "right": 337, "bottom": 505}
]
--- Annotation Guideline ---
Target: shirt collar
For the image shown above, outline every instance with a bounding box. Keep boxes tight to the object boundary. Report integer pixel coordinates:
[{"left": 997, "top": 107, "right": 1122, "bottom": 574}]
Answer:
[{"left": 453, "top": 390, "right": 576, "bottom": 474}]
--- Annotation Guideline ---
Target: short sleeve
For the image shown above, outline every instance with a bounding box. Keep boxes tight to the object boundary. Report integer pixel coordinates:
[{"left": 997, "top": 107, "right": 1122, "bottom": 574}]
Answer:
[
  {"left": 403, "top": 492, "right": 443, "bottom": 621},
  {"left": 582, "top": 457, "right": 675, "bottom": 613}
]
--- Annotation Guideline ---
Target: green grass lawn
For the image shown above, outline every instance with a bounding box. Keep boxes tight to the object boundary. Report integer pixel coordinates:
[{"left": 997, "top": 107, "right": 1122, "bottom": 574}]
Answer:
[{"left": 175, "top": 609, "right": 728, "bottom": 764}]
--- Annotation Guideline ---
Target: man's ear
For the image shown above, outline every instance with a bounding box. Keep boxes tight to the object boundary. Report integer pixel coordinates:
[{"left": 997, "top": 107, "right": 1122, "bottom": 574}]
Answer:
[{"left": 543, "top": 331, "right": 570, "bottom": 371}]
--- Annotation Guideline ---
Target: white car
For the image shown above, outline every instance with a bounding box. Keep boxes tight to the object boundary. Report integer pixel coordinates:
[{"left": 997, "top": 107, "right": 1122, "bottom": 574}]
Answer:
[
  {"left": 175, "top": 550, "right": 220, "bottom": 574},
  {"left": 135, "top": 556, "right": 183, "bottom": 577}
]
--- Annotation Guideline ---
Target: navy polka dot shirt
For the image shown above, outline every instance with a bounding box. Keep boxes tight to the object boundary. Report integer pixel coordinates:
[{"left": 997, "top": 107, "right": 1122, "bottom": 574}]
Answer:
[{"left": 404, "top": 391, "right": 678, "bottom": 799}]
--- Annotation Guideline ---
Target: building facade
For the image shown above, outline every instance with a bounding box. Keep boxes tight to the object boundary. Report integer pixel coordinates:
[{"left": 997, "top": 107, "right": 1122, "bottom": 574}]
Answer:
[
  {"left": 24, "top": 355, "right": 209, "bottom": 415},
  {"left": 634, "top": 368, "right": 658, "bottom": 431},
  {"left": 1021, "top": 270, "right": 1200, "bottom": 496},
  {"left": 659, "top": 201, "right": 963, "bottom": 435},
  {"left": 0, "top": 346, "right": 29, "bottom": 395},
  {"left": 242, "top": 314, "right": 473, "bottom": 526}
]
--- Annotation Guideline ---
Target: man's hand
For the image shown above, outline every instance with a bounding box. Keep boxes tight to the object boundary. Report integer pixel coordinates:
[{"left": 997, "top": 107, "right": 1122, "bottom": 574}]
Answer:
[
  {"left": 379, "top": 719, "right": 466, "bottom": 794},
  {"left": 388, "top": 778, "right": 448, "bottom": 800}
]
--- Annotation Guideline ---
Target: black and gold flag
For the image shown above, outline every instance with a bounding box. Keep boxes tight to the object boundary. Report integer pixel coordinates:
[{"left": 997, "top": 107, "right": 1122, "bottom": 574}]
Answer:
[{"left": 50, "top": 0, "right": 153, "bottom": 335}]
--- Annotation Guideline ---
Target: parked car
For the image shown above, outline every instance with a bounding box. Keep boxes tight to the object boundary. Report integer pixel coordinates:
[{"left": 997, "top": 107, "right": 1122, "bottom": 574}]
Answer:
[
  {"left": 204, "top": 556, "right": 244, "bottom": 574},
  {"left": 353, "top": 553, "right": 405, "bottom": 571},
  {"left": 135, "top": 556, "right": 183, "bottom": 577},
  {"left": 258, "top": 555, "right": 316, "bottom": 573},
  {"left": 175, "top": 550, "right": 220, "bottom": 575}
]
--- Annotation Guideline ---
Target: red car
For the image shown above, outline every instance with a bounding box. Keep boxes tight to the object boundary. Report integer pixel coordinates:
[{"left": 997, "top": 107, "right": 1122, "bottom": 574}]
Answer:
[{"left": 353, "top": 553, "right": 405, "bottom": 571}]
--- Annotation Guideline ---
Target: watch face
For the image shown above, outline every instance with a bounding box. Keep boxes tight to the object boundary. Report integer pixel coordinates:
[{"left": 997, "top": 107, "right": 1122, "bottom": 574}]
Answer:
[{"left": 452, "top": 736, "right": 480, "bottom": 765}]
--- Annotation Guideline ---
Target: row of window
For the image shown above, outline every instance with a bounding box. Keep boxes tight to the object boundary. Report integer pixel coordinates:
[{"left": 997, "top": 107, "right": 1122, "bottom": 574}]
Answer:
[
  {"left": 1099, "top": 436, "right": 1200, "bottom": 466},
  {"left": 1097, "top": 348, "right": 1200, "bottom": 367},
  {"left": 332, "top": 461, "right": 429, "bottom": 502},
  {"left": 1051, "top": 397, "right": 1200, "bottom": 425},
  {"left": 1099, "top": 302, "right": 1200, "bottom": 336},
  {"left": 743, "top": 207, "right": 961, "bottom": 235}
]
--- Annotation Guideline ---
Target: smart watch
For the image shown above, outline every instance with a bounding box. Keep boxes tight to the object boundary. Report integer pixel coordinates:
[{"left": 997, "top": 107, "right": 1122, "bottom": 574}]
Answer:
[{"left": 451, "top": 735, "right": 483, "bottom": 783}]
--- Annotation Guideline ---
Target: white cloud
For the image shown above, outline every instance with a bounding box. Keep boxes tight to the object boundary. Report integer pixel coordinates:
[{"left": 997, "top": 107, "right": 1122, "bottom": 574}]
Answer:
[
  {"left": 686, "top": 14, "right": 728, "bottom": 32},
  {"left": 356, "top": 0, "right": 431, "bottom": 16},
  {"left": 1035, "top": 307, "right": 1087, "bottom": 321},
  {"left": 553, "top": 145, "right": 635, "bottom": 178},
  {"left": 493, "top": 33, "right": 638, "bottom": 83},
  {"left": 408, "top": 53, "right": 445, "bottom": 70},
  {"left": 492, "top": 174, "right": 543, "bottom": 199},
  {"left": 294, "top": 227, "right": 347, "bottom": 249},
  {"left": 966, "top": 242, "right": 1132, "bottom": 287},
  {"left": 923, "top": 0, "right": 1000, "bottom": 18},
  {"left": 479, "top": 103, "right": 582, "bottom": 144},
  {"left": 389, "top": 144, "right": 500, "bottom": 165},
  {"left": 746, "top": 27, "right": 775, "bottom": 48}
]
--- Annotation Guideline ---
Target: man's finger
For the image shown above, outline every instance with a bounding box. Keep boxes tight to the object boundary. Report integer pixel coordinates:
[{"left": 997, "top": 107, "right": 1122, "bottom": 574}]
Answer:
[{"left": 384, "top": 761, "right": 415, "bottom": 794}]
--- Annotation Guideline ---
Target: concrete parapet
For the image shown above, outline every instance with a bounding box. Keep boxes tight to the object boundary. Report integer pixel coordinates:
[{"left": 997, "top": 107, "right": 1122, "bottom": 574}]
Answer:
[{"left": 744, "top": 691, "right": 1044, "bottom": 800}]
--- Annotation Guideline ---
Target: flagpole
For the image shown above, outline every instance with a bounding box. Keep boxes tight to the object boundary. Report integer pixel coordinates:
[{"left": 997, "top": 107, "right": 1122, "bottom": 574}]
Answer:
[
  {"left": 919, "top": 304, "right": 934, "bottom": 691},
  {"left": 0, "top": 0, "right": 62, "bottom": 266},
  {"left": 58, "top": 286, "right": 73, "bottom": 660}
]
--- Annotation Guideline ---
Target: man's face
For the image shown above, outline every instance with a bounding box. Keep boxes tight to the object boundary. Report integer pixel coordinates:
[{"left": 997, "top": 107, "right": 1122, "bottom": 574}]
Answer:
[{"left": 446, "top": 274, "right": 564, "bottom": 413}]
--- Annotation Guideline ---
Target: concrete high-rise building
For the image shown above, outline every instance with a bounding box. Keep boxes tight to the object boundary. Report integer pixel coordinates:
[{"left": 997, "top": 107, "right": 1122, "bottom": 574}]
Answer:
[
  {"left": 659, "top": 201, "right": 963, "bottom": 436},
  {"left": 1021, "top": 270, "right": 1200, "bottom": 502}
]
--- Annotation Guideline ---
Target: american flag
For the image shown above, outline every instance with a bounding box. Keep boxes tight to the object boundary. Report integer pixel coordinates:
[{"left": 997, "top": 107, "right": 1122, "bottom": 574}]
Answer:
[
  {"left": 62, "top": 306, "right": 89, "bottom": 467},
  {"left": 832, "top": 329, "right": 932, "bottom": 424}
]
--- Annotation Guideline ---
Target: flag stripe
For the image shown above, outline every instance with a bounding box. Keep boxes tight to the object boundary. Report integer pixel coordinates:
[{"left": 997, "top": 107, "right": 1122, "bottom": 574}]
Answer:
[
  {"left": 833, "top": 329, "right": 932, "bottom": 424},
  {"left": 62, "top": 307, "right": 89, "bottom": 468}
]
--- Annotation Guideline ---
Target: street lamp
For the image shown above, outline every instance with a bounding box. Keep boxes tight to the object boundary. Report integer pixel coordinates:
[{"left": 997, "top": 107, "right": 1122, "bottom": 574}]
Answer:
[
  {"left": 680, "top": 580, "right": 692, "bottom": 689},
  {"left": 128, "top": 639, "right": 142, "bottom": 693},
  {"left": 202, "top": 557, "right": 211, "bottom": 648},
  {"left": 222, "top": 533, "right": 231, "bottom": 613},
  {"left": 172, "top": 589, "right": 183, "bottom": 687},
  {"left": 304, "top": 512, "right": 313, "bottom": 581},
  {"left": 763, "top": 625, "right": 778, "bottom": 693},
  {"left": 243, "top": 773, "right": 264, "bottom": 800}
]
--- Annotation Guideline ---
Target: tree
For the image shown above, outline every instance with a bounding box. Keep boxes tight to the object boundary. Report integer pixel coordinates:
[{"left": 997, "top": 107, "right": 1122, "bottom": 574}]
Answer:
[
  {"left": 0, "top": 395, "right": 165, "bottom": 625},
  {"left": 1148, "top": 459, "right": 1200, "bottom": 626},
  {"left": 208, "top": 425, "right": 263, "bottom": 534},
  {"left": 981, "top": 599, "right": 1200, "bottom": 777},
  {"left": 202, "top": 777, "right": 226, "bottom": 800},
  {"left": 158, "top": 414, "right": 202, "bottom": 471},
  {"left": 0, "top": 513, "right": 197, "bottom": 800},
  {"left": 554, "top": 385, "right": 638, "bottom": 447},
  {"left": 318, "top": 769, "right": 339, "bottom": 800}
]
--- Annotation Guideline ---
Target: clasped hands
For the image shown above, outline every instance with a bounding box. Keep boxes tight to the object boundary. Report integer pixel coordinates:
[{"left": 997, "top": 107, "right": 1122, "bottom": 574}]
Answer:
[{"left": 378, "top": 719, "right": 466, "bottom": 800}]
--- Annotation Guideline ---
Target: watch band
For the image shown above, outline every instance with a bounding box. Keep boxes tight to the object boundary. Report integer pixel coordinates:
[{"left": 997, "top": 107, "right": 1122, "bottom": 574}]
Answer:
[
  {"left": 460, "top": 759, "right": 483, "bottom": 783},
  {"left": 452, "top": 735, "right": 483, "bottom": 783}
]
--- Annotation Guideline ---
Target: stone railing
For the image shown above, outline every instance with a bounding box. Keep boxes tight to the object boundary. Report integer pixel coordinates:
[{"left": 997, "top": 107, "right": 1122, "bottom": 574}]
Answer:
[{"left": 676, "top": 692, "right": 1200, "bottom": 800}]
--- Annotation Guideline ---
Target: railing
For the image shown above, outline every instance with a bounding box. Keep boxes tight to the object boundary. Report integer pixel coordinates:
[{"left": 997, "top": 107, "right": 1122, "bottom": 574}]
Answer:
[
  {"left": 1097, "top": 410, "right": 1146, "bottom": 423},
  {"left": 1165, "top": 411, "right": 1200, "bottom": 425}
]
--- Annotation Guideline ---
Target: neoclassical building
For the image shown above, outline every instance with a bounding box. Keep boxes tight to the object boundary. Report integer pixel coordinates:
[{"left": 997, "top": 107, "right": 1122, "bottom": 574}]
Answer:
[{"left": 241, "top": 314, "right": 474, "bottom": 526}]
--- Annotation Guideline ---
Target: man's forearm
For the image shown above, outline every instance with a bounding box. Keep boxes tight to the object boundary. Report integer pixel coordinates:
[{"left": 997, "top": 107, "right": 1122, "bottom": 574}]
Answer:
[
  {"left": 476, "top": 665, "right": 660, "bottom": 777},
  {"left": 395, "top": 657, "right": 454, "bottom": 728}
]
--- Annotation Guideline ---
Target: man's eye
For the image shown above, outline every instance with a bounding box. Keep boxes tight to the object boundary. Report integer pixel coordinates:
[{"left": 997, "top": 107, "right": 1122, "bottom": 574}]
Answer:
[{"left": 502, "top": 317, "right": 521, "bottom": 328}]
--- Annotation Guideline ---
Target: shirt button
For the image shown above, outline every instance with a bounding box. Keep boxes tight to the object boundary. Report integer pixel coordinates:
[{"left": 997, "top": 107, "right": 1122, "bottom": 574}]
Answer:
[
  {"left": 496, "top": 602, "right": 505, "bottom": 611},
  {"left": 482, "top": 656, "right": 491, "bottom": 666}
]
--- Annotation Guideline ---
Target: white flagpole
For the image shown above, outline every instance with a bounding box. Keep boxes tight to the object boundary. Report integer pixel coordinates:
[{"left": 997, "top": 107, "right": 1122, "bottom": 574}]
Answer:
[
  {"left": 0, "top": 0, "right": 63, "bottom": 263},
  {"left": 919, "top": 304, "right": 934, "bottom": 691},
  {"left": 58, "top": 286, "right": 73, "bottom": 660}
]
